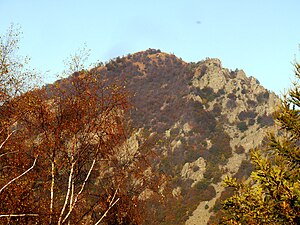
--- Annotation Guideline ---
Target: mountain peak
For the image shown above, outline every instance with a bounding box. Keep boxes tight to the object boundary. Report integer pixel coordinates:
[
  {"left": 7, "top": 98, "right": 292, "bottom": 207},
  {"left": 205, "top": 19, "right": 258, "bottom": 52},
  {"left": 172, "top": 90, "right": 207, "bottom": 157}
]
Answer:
[
  {"left": 85, "top": 50, "right": 279, "bottom": 224},
  {"left": 38, "top": 49, "right": 281, "bottom": 224},
  {"left": 203, "top": 57, "right": 222, "bottom": 68}
]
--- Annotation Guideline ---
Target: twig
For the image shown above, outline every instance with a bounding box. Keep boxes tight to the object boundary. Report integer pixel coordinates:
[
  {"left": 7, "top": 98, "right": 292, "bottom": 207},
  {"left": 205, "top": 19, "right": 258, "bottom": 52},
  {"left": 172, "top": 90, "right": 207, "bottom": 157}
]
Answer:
[
  {"left": 0, "top": 130, "right": 16, "bottom": 150},
  {"left": 0, "top": 150, "right": 18, "bottom": 158},
  {"left": 94, "top": 197, "right": 120, "bottom": 225},
  {"left": 0, "top": 157, "right": 38, "bottom": 194}
]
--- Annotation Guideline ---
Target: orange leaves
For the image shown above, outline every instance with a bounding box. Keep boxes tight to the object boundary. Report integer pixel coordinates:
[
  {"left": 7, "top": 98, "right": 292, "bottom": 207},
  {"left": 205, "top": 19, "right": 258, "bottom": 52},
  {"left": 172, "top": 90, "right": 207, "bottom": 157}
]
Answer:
[{"left": 0, "top": 65, "right": 135, "bottom": 224}]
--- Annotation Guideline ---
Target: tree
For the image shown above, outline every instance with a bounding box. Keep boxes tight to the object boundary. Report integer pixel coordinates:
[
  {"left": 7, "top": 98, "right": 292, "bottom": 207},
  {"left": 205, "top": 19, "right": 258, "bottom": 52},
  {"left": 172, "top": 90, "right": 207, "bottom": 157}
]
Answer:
[
  {"left": 221, "top": 62, "right": 300, "bottom": 224},
  {"left": 0, "top": 24, "right": 38, "bottom": 103},
  {"left": 0, "top": 24, "right": 42, "bottom": 222},
  {"left": 0, "top": 25, "right": 166, "bottom": 224}
]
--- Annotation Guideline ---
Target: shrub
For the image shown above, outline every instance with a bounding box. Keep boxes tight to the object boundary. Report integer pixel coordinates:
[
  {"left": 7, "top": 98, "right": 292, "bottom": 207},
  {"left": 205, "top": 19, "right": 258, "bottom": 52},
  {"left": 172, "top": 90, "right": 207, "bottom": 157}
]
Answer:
[
  {"left": 256, "top": 90, "right": 270, "bottom": 104},
  {"left": 238, "top": 110, "right": 257, "bottom": 121},
  {"left": 247, "top": 99, "right": 258, "bottom": 108},
  {"left": 237, "top": 121, "right": 248, "bottom": 132},
  {"left": 227, "top": 93, "right": 236, "bottom": 100},
  {"left": 226, "top": 99, "right": 237, "bottom": 109},
  {"left": 235, "top": 145, "right": 245, "bottom": 154},
  {"left": 198, "top": 185, "right": 217, "bottom": 201},
  {"left": 257, "top": 113, "right": 274, "bottom": 127},
  {"left": 194, "top": 178, "right": 211, "bottom": 191},
  {"left": 233, "top": 159, "right": 254, "bottom": 181},
  {"left": 248, "top": 118, "right": 256, "bottom": 126}
]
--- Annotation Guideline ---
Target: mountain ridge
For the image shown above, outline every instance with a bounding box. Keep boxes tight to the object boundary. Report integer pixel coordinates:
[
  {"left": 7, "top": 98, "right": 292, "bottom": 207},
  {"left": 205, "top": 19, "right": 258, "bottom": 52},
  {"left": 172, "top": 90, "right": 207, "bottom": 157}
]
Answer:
[{"left": 86, "top": 49, "right": 279, "bottom": 224}]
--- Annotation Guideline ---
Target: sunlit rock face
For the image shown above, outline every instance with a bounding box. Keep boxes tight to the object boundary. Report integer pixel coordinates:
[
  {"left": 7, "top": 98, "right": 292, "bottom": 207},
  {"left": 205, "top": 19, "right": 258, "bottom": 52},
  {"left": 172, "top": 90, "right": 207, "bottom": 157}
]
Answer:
[{"left": 93, "top": 49, "right": 279, "bottom": 224}]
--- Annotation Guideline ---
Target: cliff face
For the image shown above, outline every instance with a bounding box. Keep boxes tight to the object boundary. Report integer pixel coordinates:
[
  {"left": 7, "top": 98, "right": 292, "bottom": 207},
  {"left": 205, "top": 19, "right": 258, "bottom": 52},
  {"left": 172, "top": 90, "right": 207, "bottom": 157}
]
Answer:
[
  {"left": 185, "top": 58, "right": 278, "bottom": 224},
  {"left": 93, "top": 49, "right": 279, "bottom": 224}
]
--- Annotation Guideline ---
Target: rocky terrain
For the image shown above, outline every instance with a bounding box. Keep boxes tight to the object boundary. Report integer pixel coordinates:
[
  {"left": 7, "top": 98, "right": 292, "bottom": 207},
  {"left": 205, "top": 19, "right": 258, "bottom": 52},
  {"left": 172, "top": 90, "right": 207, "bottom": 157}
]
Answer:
[{"left": 91, "top": 49, "right": 279, "bottom": 224}]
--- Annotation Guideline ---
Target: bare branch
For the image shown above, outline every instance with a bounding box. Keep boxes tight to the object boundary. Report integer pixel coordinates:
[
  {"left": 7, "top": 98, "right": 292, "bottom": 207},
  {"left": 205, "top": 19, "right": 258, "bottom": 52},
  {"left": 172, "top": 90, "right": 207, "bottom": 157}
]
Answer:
[
  {"left": 49, "top": 161, "right": 55, "bottom": 224},
  {"left": 0, "top": 214, "right": 39, "bottom": 218},
  {"left": 94, "top": 197, "right": 120, "bottom": 225},
  {"left": 0, "top": 150, "right": 18, "bottom": 158},
  {"left": 62, "top": 159, "right": 96, "bottom": 224},
  {"left": 0, "top": 156, "right": 38, "bottom": 195},
  {"left": 93, "top": 188, "right": 120, "bottom": 225},
  {"left": 0, "top": 130, "right": 16, "bottom": 150},
  {"left": 58, "top": 161, "right": 75, "bottom": 225}
]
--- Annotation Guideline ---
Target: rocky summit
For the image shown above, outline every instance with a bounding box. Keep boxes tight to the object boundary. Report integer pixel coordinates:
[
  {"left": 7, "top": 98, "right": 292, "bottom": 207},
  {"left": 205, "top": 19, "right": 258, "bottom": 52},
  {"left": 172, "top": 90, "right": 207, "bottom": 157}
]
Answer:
[{"left": 91, "top": 49, "right": 279, "bottom": 224}]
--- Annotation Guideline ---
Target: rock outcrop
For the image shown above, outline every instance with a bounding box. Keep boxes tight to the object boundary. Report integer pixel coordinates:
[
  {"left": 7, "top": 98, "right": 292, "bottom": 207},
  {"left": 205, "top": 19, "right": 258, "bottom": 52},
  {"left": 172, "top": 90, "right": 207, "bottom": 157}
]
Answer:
[{"left": 93, "top": 49, "right": 279, "bottom": 224}]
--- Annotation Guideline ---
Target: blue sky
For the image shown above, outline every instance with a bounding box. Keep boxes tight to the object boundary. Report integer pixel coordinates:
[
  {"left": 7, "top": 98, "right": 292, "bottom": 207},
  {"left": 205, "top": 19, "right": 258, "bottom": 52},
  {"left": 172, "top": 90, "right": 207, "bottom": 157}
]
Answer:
[{"left": 1, "top": 0, "right": 299, "bottom": 94}]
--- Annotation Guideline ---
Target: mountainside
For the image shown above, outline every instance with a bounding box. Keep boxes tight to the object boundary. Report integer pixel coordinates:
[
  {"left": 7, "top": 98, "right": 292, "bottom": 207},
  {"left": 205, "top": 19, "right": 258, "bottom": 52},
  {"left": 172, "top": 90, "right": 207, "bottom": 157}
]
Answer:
[
  {"left": 0, "top": 26, "right": 282, "bottom": 224},
  {"left": 5, "top": 48, "right": 277, "bottom": 224},
  {"left": 91, "top": 49, "right": 279, "bottom": 224}
]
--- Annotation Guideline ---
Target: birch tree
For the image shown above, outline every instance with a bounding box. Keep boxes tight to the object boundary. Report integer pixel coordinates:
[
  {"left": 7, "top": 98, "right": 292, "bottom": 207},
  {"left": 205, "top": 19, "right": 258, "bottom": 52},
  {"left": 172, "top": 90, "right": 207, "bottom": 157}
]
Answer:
[
  {"left": 0, "top": 30, "right": 165, "bottom": 224},
  {"left": 0, "top": 24, "right": 41, "bottom": 222}
]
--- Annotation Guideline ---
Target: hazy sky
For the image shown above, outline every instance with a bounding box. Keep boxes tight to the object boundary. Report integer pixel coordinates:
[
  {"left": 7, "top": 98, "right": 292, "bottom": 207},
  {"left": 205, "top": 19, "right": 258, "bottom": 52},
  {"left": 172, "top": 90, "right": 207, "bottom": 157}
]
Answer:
[{"left": 1, "top": 0, "right": 299, "bottom": 94}]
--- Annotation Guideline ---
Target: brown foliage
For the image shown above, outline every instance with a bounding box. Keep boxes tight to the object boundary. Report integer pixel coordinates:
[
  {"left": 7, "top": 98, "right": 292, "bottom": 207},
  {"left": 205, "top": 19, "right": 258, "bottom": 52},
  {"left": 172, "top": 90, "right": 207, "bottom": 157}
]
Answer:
[{"left": 0, "top": 31, "right": 166, "bottom": 224}]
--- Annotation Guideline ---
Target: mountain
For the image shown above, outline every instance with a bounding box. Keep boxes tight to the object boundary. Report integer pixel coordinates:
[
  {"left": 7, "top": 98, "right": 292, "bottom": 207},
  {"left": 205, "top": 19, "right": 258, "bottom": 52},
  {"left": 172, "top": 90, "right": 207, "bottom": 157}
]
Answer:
[
  {"left": 0, "top": 48, "right": 278, "bottom": 224},
  {"left": 91, "top": 49, "right": 279, "bottom": 224}
]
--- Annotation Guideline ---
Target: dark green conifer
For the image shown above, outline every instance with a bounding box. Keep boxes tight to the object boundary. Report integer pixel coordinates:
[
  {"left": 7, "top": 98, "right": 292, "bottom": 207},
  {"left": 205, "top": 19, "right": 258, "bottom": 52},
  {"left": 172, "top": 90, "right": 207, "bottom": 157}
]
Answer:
[{"left": 221, "top": 62, "right": 300, "bottom": 224}]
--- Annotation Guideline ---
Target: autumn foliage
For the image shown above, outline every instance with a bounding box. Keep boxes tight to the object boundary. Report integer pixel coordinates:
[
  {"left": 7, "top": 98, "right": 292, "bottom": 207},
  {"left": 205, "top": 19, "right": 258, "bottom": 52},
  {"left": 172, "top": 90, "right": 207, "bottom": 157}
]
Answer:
[{"left": 0, "top": 25, "right": 165, "bottom": 224}]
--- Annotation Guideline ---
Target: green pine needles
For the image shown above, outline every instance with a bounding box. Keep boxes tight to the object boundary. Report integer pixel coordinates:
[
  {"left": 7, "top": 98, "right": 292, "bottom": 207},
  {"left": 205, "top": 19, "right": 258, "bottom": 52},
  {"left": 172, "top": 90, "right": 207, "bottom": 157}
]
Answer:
[{"left": 221, "top": 63, "right": 300, "bottom": 225}]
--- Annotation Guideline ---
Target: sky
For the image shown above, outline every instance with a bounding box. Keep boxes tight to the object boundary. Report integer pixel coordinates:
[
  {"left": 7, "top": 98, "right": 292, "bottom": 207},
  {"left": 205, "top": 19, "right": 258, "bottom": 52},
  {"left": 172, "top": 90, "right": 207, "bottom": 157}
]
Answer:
[{"left": 0, "top": 0, "right": 300, "bottom": 95}]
